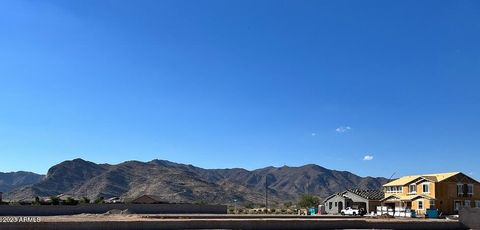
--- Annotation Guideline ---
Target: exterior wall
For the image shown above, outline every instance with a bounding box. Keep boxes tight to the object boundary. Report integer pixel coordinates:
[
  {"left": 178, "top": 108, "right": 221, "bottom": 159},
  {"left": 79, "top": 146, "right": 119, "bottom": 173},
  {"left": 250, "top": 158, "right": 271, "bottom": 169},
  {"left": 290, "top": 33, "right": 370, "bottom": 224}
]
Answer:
[
  {"left": 0, "top": 204, "right": 227, "bottom": 216},
  {"left": 367, "top": 201, "right": 382, "bottom": 214},
  {"left": 324, "top": 195, "right": 346, "bottom": 214},
  {"left": 410, "top": 198, "right": 432, "bottom": 215},
  {"left": 435, "top": 181, "right": 480, "bottom": 215}
]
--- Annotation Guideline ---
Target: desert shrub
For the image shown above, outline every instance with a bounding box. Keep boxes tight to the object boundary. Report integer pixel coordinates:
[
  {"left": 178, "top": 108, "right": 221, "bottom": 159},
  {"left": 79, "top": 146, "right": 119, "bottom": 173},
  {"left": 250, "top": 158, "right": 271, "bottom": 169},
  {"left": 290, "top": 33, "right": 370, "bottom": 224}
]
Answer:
[
  {"left": 94, "top": 197, "right": 105, "bottom": 204},
  {"left": 194, "top": 200, "right": 207, "bottom": 205},
  {"left": 244, "top": 202, "right": 255, "bottom": 209},
  {"left": 62, "top": 197, "right": 79, "bottom": 205},
  {"left": 298, "top": 194, "right": 321, "bottom": 208},
  {"left": 79, "top": 197, "right": 90, "bottom": 204},
  {"left": 50, "top": 196, "right": 60, "bottom": 205}
]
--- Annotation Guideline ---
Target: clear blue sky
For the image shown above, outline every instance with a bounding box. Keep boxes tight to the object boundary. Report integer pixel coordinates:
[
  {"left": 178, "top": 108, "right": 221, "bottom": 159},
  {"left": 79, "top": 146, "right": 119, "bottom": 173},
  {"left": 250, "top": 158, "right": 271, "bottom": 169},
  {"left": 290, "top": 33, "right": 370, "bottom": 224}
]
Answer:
[{"left": 1, "top": 0, "right": 479, "bottom": 179}]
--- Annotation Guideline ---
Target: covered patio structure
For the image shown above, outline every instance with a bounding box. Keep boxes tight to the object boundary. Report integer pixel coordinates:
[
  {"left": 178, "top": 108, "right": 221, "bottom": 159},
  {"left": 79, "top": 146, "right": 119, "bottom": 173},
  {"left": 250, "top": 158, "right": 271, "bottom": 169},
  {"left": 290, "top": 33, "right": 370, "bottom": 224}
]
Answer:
[{"left": 380, "top": 194, "right": 435, "bottom": 216}]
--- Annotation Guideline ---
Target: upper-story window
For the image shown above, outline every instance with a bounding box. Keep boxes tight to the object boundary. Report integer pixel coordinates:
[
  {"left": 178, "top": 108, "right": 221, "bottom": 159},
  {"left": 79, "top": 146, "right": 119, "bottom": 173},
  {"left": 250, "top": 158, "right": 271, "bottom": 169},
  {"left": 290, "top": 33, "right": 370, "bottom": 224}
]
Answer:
[
  {"left": 468, "top": 184, "right": 474, "bottom": 196},
  {"left": 458, "top": 184, "right": 474, "bottom": 197},
  {"left": 422, "top": 183, "right": 430, "bottom": 193},
  {"left": 409, "top": 184, "right": 417, "bottom": 194},
  {"left": 457, "top": 184, "right": 464, "bottom": 196},
  {"left": 385, "top": 186, "right": 403, "bottom": 193}
]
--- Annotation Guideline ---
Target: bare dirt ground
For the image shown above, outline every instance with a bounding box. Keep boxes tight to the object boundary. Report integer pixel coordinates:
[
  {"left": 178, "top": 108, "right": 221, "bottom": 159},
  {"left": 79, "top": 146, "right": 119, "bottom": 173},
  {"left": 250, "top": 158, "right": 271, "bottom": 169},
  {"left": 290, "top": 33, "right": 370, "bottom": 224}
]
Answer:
[
  {"left": 33, "top": 214, "right": 458, "bottom": 223},
  {"left": 0, "top": 214, "right": 466, "bottom": 230}
]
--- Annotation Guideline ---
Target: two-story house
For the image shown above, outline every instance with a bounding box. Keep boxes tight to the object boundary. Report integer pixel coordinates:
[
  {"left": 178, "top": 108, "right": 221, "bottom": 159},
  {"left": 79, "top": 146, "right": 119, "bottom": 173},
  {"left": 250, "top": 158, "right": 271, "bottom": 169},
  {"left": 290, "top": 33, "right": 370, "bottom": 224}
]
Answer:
[{"left": 381, "top": 172, "right": 480, "bottom": 215}]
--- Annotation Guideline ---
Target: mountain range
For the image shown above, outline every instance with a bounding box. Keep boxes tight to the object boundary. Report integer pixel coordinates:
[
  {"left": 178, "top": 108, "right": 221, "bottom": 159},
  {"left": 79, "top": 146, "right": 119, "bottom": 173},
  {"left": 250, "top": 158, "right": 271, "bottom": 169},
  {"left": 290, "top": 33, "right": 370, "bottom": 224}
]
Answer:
[
  {"left": 0, "top": 172, "right": 44, "bottom": 194},
  {"left": 2, "top": 159, "right": 388, "bottom": 205}
]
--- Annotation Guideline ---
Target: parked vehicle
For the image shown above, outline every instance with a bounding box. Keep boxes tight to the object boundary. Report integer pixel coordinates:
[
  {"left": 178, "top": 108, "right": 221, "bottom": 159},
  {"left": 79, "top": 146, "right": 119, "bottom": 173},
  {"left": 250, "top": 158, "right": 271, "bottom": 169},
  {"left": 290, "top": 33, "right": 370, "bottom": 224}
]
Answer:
[
  {"left": 105, "top": 197, "right": 121, "bottom": 204},
  {"left": 340, "top": 207, "right": 365, "bottom": 216}
]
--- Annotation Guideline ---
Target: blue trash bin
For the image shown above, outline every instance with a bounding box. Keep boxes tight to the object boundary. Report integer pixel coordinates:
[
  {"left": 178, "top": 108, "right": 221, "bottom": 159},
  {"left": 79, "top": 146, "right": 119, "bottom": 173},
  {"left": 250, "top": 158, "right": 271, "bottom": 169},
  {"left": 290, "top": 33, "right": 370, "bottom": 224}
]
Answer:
[
  {"left": 410, "top": 210, "right": 417, "bottom": 218},
  {"left": 426, "top": 209, "right": 438, "bottom": 218}
]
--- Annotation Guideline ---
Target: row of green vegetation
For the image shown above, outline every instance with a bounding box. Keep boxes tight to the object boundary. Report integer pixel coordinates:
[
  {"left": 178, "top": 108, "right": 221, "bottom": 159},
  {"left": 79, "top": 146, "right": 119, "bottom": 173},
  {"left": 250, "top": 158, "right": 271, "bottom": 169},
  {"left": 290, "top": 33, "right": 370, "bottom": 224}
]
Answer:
[
  {"left": 21, "top": 197, "right": 107, "bottom": 205},
  {"left": 227, "top": 195, "right": 322, "bottom": 214},
  {"left": 227, "top": 195, "right": 322, "bottom": 213},
  {"left": 3, "top": 194, "right": 322, "bottom": 209}
]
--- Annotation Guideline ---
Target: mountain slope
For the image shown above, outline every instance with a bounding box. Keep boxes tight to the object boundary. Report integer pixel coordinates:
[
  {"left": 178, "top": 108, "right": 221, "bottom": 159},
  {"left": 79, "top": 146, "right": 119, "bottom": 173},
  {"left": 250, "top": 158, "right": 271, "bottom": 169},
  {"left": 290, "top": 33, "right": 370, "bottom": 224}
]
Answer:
[
  {"left": 0, "top": 171, "right": 44, "bottom": 193},
  {"left": 7, "top": 159, "right": 388, "bottom": 204}
]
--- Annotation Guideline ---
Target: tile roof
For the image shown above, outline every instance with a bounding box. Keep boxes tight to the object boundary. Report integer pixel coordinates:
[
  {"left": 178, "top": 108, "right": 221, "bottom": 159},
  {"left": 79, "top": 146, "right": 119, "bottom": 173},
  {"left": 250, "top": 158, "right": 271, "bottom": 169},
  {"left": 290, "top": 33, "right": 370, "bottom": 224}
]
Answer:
[
  {"left": 347, "top": 189, "right": 385, "bottom": 200},
  {"left": 383, "top": 172, "right": 460, "bottom": 186}
]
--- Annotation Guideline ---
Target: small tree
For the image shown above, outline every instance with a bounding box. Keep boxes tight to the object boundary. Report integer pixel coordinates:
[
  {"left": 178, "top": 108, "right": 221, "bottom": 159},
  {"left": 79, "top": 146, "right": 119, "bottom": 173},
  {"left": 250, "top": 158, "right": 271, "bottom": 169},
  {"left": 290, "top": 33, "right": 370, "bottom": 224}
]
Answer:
[
  {"left": 283, "top": 201, "right": 293, "bottom": 208},
  {"left": 94, "top": 197, "right": 105, "bottom": 204},
  {"left": 244, "top": 202, "right": 255, "bottom": 209},
  {"left": 33, "top": 197, "right": 41, "bottom": 205},
  {"left": 50, "top": 196, "right": 60, "bottom": 205},
  {"left": 298, "top": 194, "right": 320, "bottom": 208},
  {"left": 62, "top": 197, "right": 79, "bottom": 205},
  {"left": 79, "top": 197, "right": 90, "bottom": 204}
]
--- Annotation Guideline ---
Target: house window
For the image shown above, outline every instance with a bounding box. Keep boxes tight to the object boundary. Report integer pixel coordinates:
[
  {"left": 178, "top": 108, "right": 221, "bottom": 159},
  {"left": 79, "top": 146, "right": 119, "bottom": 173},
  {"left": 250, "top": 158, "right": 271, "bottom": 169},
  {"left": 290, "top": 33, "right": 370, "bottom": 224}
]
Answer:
[
  {"left": 335, "top": 202, "right": 337, "bottom": 207},
  {"left": 409, "top": 184, "right": 417, "bottom": 194},
  {"left": 457, "top": 184, "right": 464, "bottom": 197},
  {"left": 454, "top": 201, "right": 462, "bottom": 211},
  {"left": 475, "top": 200, "right": 480, "bottom": 208},
  {"left": 422, "top": 183, "right": 430, "bottom": 193},
  {"left": 465, "top": 200, "right": 471, "bottom": 208},
  {"left": 429, "top": 200, "right": 435, "bottom": 208},
  {"left": 386, "top": 186, "right": 403, "bottom": 193},
  {"left": 467, "top": 184, "right": 474, "bottom": 196},
  {"left": 418, "top": 200, "right": 424, "bottom": 210},
  {"left": 329, "top": 202, "right": 332, "bottom": 209}
]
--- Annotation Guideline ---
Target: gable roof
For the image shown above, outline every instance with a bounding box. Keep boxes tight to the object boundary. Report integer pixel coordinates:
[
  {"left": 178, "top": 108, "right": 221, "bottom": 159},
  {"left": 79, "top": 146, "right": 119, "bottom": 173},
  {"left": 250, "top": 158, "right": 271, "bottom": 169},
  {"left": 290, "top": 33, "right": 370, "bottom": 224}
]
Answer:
[
  {"left": 347, "top": 189, "right": 384, "bottom": 200},
  {"left": 131, "top": 195, "right": 168, "bottom": 204},
  {"left": 381, "top": 194, "right": 435, "bottom": 202},
  {"left": 383, "top": 172, "right": 461, "bottom": 186},
  {"left": 323, "top": 192, "right": 343, "bottom": 202},
  {"left": 324, "top": 189, "right": 384, "bottom": 202}
]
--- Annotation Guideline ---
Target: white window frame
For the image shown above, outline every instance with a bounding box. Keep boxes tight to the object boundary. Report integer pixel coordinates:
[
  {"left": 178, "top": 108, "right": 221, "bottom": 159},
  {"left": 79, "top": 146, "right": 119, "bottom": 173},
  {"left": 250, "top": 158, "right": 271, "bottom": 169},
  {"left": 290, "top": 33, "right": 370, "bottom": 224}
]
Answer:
[
  {"left": 395, "top": 186, "right": 403, "bottom": 193},
  {"left": 467, "top": 184, "right": 474, "bottom": 196},
  {"left": 418, "top": 199, "right": 424, "bottom": 210},
  {"left": 409, "top": 184, "right": 417, "bottom": 194},
  {"left": 457, "top": 184, "right": 464, "bottom": 196},
  {"left": 454, "top": 200, "right": 462, "bottom": 211},
  {"left": 385, "top": 186, "right": 403, "bottom": 193},
  {"left": 429, "top": 200, "right": 435, "bottom": 208},
  {"left": 422, "top": 182, "right": 430, "bottom": 194},
  {"left": 475, "top": 200, "right": 480, "bottom": 208}
]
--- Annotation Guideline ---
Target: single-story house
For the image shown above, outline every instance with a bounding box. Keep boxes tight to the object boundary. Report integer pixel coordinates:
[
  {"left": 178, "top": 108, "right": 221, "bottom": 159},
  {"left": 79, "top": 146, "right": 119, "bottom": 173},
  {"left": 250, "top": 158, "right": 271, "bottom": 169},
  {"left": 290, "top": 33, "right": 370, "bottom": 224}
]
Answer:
[{"left": 323, "top": 189, "right": 384, "bottom": 214}]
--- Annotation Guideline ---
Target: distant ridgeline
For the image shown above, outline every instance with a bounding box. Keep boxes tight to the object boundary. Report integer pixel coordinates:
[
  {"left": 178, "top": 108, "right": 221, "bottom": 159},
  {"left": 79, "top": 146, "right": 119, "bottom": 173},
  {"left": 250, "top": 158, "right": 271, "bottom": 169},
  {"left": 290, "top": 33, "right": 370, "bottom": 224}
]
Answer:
[{"left": 3, "top": 158, "right": 387, "bottom": 205}]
